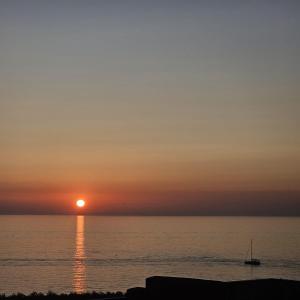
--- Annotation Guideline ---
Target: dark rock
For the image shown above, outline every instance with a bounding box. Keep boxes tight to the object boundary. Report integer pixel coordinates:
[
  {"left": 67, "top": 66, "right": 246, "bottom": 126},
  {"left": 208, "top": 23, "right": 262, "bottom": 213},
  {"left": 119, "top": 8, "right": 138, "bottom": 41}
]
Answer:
[{"left": 126, "top": 276, "right": 300, "bottom": 300}]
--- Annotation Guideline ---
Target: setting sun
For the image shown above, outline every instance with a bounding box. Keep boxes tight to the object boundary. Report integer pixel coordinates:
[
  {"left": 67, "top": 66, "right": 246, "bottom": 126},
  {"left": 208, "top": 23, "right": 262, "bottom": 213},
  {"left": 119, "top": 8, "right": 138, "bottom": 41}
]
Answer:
[{"left": 76, "top": 199, "right": 86, "bottom": 208}]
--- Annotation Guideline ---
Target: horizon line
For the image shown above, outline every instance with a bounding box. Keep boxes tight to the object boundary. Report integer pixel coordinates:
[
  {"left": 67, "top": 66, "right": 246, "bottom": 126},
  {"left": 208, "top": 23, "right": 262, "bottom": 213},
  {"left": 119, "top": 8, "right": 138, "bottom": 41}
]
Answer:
[{"left": 0, "top": 213, "right": 299, "bottom": 217}]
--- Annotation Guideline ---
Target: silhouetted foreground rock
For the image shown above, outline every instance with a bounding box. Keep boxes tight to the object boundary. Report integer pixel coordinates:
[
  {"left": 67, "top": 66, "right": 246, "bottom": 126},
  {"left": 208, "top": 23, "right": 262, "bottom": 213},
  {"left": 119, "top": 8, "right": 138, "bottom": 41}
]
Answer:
[
  {"left": 126, "top": 276, "right": 300, "bottom": 300},
  {"left": 1, "top": 277, "right": 299, "bottom": 300}
]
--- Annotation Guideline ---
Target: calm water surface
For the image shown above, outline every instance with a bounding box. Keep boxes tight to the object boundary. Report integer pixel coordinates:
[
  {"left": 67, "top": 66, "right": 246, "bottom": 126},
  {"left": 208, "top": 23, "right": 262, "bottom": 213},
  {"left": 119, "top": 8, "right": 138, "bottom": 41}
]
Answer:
[{"left": 0, "top": 216, "right": 299, "bottom": 294}]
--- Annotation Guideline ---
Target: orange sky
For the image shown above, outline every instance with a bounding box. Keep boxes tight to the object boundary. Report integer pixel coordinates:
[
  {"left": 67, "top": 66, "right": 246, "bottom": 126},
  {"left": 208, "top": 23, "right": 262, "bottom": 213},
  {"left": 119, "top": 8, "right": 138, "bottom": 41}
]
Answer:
[{"left": 0, "top": 1, "right": 299, "bottom": 215}]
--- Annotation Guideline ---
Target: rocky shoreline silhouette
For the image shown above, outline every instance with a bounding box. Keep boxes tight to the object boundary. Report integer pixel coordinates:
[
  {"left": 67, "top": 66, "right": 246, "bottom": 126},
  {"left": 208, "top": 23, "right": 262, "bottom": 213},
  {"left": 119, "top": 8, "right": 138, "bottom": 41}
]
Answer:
[{"left": 1, "top": 276, "right": 300, "bottom": 300}]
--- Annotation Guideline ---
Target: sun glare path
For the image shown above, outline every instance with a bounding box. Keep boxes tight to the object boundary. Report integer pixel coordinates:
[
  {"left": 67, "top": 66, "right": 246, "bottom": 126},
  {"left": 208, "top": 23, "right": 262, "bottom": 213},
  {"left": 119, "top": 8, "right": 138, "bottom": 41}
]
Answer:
[{"left": 76, "top": 199, "right": 86, "bottom": 208}]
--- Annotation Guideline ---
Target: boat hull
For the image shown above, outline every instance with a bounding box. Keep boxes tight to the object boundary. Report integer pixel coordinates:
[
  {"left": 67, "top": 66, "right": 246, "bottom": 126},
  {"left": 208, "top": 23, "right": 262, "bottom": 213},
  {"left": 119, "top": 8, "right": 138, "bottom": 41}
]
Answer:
[{"left": 244, "top": 259, "right": 261, "bottom": 266}]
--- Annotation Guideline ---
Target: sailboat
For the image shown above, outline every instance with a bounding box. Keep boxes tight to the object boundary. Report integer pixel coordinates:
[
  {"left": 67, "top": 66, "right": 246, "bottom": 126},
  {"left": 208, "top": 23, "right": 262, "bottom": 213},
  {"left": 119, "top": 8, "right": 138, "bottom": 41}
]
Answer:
[{"left": 244, "top": 239, "right": 261, "bottom": 266}]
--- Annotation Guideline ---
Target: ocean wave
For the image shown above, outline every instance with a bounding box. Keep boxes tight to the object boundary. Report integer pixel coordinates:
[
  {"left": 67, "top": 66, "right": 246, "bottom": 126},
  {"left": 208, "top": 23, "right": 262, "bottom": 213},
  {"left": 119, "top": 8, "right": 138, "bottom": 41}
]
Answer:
[{"left": 1, "top": 256, "right": 299, "bottom": 269}]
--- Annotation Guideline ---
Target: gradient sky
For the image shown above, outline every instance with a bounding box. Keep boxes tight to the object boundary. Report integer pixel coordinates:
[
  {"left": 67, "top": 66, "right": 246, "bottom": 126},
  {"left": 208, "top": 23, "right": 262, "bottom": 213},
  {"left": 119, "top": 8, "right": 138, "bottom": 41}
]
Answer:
[{"left": 0, "top": 0, "right": 299, "bottom": 215}]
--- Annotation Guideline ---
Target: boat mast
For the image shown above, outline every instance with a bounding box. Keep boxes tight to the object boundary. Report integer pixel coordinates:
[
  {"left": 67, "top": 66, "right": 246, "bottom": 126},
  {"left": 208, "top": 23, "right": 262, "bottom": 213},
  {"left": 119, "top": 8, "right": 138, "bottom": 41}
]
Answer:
[{"left": 250, "top": 239, "right": 253, "bottom": 260}]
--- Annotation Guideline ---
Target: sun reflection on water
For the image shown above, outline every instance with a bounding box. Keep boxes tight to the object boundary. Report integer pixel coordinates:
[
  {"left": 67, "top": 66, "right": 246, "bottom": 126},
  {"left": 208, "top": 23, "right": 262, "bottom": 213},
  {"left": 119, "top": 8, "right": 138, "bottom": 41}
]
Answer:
[{"left": 73, "top": 216, "right": 86, "bottom": 293}]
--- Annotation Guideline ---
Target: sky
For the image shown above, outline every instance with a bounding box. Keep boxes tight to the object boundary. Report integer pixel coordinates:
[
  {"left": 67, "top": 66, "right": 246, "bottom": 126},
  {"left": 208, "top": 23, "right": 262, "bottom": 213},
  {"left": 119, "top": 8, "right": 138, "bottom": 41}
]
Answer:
[{"left": 0, "top": 0, "right": 299, "bottom": 215}]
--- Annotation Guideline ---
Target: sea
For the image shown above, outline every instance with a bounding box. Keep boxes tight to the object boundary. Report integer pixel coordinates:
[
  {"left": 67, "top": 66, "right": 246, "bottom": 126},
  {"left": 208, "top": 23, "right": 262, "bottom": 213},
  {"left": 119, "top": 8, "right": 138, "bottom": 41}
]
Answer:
[{"left": 0, "top": 216, "right": 299, "bottom": 295}]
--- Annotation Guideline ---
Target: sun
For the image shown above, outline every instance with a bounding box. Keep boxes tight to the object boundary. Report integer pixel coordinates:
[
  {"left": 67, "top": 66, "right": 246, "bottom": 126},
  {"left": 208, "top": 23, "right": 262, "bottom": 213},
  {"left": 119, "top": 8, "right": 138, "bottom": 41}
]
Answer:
[{"left": 76, "top": 199, "right": 86, "bottom": 208}]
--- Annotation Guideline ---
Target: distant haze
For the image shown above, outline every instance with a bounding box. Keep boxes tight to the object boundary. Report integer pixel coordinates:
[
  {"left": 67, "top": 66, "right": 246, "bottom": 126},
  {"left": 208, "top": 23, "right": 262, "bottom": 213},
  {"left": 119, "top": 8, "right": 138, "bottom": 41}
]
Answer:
[{"left": 0, "top": 1, "right": 299, "bottom": 215}]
